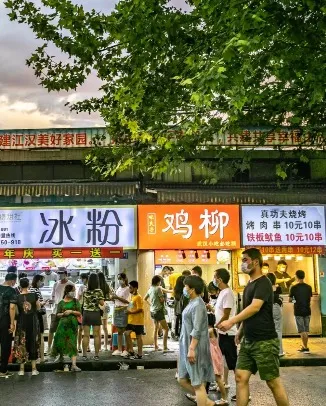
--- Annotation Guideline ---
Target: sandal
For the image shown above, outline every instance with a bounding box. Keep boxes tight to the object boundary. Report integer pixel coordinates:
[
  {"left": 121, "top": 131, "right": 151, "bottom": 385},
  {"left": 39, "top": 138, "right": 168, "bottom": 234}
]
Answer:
[
  {"left": 185, "top": 393, "right": 196, "bottom": 404},
  {"left": 82, "top": 356, "right": 88, "bottom": 361},
  {"left": 94, "top": 356, "right": 100, "bottom": 361},
  {"left": 214, "top": 400, "right": 229, "bottom": 405}
]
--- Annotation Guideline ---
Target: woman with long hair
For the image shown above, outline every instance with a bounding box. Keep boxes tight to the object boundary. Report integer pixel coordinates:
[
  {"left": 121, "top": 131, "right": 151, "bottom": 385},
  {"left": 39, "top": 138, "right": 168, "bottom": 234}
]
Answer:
[
  {"left": 13, "top": 277, "right": 41, "bottom": 376},
  {"left": 30, "top": 274, "right": 46, "bottom": 362},
  {"left": 98, "top": 272, "right": 111, "bottom": 351},
  {"left": 82, "top": 273, "right": 105, "bottom": 361},
  {"left": 51, "top": 284, "right": 82, "bottom": 371},
  {"left": 144, "top": 275, "right": 169, "bottom": 351},
  {"left": 174, "top": 274, "right": 189, "bottom": 339}
]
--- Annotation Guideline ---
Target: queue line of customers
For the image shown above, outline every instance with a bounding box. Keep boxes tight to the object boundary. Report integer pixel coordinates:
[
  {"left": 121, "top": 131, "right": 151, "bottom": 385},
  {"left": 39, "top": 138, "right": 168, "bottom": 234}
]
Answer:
[{"left": 0, "top": 269, "right": 146, "bottom": 377}]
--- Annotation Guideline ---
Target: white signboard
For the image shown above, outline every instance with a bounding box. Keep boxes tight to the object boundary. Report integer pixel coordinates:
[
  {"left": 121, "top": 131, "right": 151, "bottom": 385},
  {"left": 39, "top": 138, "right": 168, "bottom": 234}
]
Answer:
[
  {"left": 242, "top": 205, "right": 326, "bottom": 246},
  {"left": 0, "top": 206, "right": 137, "bottom": 249}
]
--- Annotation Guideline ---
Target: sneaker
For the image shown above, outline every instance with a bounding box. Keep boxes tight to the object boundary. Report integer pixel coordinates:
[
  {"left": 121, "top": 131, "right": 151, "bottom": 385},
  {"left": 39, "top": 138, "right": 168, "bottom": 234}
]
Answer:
[
  {"left": 0, "top": 372, "right": 13, "bottom": 378},
  {"left": 121, "top": 350, "right": 129, "bottom": 357},
  {"left": 129, "top": 354, "right": 142, "bottom": 359},
  {"left": 297, "top": 346, "right": 306, "bottom": 352},
  {"left": 112, "top": 350, "right": 122, "bottom": 356},
  {"left": 175, "top": 372, "right": 179, "bottom": 379},
  {"left": 54, "top": 355, "right": 64, "bottom": 363},
  {"left": 32, "top": 370, "right": 39, "bottom": 376},
  {"left": 279, "top": 352, "right": 286, "bottom": 357},
  {"left": 18, "top": 370, "right": 25, "bottom": 376},
  {"left": 124, "top": 352, "right": 135, "bottom": 358},
  {"left": 71, "top": 365, "right": 82, "bottom": 372},
  {"left": 231, "top": 395, "right": 251, "bottom": 402},
  {"left": 303, "top": 348, "right": 310, "bottom": 354}
]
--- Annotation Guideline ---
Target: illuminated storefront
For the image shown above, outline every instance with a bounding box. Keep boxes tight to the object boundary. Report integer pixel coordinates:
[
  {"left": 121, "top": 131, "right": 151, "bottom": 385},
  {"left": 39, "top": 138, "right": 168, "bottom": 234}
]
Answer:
[
  {"left": 0, "top": 205, "right": 137, "bottom": 283},
  {"left": 239, "top": 205, "right": 326, "bottom": 335},
  {"left": 138, "top": 204, "right": 241, "bottom": 285}
]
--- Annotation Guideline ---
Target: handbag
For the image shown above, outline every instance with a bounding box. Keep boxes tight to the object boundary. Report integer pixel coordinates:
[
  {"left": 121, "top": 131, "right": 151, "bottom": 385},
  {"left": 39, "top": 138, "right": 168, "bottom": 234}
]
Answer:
[{"left": 38, "top": 306, "right": 47, "bottom": 315}]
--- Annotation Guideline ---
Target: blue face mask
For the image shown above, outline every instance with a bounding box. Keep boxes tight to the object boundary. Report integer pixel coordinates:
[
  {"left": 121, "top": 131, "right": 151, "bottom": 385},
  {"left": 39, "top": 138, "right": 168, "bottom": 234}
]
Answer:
[{"left": 183, "top": 287, "right": 190, "bottom": 298}]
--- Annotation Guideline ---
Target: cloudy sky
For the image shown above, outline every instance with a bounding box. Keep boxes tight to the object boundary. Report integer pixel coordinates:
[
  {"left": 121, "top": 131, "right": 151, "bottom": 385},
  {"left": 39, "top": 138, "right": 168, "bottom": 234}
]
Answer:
[{"left": 0, "top": 0, "right": 188, "bottom": 130}]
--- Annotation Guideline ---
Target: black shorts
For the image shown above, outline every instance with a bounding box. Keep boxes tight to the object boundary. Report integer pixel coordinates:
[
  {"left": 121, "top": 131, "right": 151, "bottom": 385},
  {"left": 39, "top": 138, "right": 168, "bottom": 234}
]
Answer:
[
  {"left": 126, "top": 324, "right": 145, "bottom": 336},
  {"left": 82, "top": 310, "right": 102, "bottom": 326},
  {"left": 150, "top": 310, "right": 165, "bottom": 322},
  {"left": 219, "top": 333, "right": 238, "bottom": 371}
]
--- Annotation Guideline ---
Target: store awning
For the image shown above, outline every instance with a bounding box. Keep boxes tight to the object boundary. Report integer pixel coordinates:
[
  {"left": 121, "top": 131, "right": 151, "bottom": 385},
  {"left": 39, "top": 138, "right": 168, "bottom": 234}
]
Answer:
[
  {"left": 0, "top": 182, "right": 139, "bottom": 197},
  {"left": 155, "top": 183, "right": 326, "bottom": 205}
]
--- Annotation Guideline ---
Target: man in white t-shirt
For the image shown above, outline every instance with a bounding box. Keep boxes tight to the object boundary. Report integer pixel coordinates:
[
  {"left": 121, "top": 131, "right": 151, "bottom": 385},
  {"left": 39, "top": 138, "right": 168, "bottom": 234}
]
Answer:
[
  {"left": 48, "top": 268, "right": 74, "bottom": 353},
  {"left": 214, "top": 268, "right": 238, "bottom": 401},
  {"left": 41, "top": 268, "right": 59, "bottom": 287}
]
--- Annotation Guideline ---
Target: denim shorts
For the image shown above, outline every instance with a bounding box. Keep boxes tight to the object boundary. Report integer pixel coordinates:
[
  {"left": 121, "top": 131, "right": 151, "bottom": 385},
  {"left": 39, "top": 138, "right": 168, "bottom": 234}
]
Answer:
[{"left": 295, "top": 316, "right": 310, "bottom": 333}]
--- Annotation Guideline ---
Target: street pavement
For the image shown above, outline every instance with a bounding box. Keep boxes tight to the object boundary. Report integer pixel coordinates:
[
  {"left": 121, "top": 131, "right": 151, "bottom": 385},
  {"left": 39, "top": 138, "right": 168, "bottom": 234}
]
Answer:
[{"left": 0, "top": 367, "right": 325, "bottom": 406}]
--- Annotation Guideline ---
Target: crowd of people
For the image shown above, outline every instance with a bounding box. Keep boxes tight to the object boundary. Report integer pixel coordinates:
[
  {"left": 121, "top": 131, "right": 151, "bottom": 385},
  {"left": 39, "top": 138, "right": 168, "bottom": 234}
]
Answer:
[
  {"left": 0, "top": 248, "right": 313, "bottom": 406},
  {"left": 175, "top": 248, "right": 313, "bottom": 406}
]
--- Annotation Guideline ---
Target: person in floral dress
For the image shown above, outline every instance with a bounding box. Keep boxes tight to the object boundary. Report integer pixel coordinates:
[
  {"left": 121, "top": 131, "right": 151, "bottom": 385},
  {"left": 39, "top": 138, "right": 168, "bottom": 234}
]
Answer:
[{"left": 51, "top": 285, "right": 82, "bottom": 372}]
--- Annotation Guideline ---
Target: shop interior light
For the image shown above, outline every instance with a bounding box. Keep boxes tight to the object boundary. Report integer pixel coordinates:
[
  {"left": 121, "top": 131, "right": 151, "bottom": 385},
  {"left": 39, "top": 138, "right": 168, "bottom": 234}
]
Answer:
[
  {"left": 263, "top": 256, "right": 269, "bottom": 260},
  {"left": 297, "top": 256, "right": 304, "bottom": 261},
  {"left": 195, "top": 250, "right": 199, "bottom": 259},
  {"left": 285, "top": 255, "right": 293, "bottom": 260},
  {"left": 274, "top": 256, "right": 281, "bottom": 261}
]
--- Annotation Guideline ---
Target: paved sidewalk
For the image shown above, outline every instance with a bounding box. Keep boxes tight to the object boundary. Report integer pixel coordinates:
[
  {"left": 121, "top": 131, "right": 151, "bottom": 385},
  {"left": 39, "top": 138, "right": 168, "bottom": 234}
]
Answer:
[{"left": 7, "top": 337, "right": 326, "bottom": 372}]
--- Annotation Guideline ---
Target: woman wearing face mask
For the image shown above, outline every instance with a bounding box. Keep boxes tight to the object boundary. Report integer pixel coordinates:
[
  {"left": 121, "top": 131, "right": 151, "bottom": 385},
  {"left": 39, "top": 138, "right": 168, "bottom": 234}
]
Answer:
[
  {"left": 30, "top": 275, "right": 47, "bottom": 363},
  {"left": 51, "top": 284, "right": 82, "bottom": 371},
  {"left": 178, "top": 275, "right": 218, "bottom": 406},
  {"left": 111, "top": 273, "right": 130, "bottom": 356}
]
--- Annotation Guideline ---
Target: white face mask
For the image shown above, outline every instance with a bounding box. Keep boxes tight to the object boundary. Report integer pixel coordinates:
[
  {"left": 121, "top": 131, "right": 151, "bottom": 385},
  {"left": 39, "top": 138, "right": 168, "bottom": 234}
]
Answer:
[
  {"left": 67, "top": 292, "right": 75, "bottom": 298},
  {"left": 241, "top": 262, "right": 248, "bottom": 273}
]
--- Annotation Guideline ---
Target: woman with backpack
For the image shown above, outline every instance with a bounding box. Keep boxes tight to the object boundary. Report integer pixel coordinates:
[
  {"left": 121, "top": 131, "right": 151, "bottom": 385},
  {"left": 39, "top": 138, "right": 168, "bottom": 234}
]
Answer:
[
  {"left": 13, "top": 277, "right": 41, "bottom": 376},
  {"left": 82, "top": 273, "right": 105, "bottom": 361},
  {"left": 51, "top": 284, "right": 82, "bottom": 371}
]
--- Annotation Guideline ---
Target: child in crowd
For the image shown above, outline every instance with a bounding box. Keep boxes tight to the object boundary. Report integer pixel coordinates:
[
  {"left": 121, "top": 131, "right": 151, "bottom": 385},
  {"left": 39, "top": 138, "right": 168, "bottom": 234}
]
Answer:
[
  {"left": 209, "top": 327, "right": 229, "bottom": 405},
  {"left": 124, "top": 281, "right": 144, "bottom": 359}
]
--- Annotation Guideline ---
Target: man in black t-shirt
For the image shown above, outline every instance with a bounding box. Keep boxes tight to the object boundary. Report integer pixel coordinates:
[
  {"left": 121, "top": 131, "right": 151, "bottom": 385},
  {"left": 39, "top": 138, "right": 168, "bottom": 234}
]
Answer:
[
  {"left": 289, "top": 270, "right": 312, "bottom": 354},
  {"left": 0, "top": 273, "right": 17, "bottom": 378},
  {"left": 219, "top": 248, "right": 289, "bottom": 406}
]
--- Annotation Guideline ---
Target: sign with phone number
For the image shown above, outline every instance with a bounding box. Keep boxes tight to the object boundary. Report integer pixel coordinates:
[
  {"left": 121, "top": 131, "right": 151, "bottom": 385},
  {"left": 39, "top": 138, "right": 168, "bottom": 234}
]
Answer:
[{"left": 242, "top": 206, "right": 326, "bottom": 246}]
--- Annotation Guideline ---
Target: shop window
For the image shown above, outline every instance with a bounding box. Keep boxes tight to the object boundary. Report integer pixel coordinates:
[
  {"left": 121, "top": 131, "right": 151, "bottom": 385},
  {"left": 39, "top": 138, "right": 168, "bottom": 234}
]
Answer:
[
  {"left": 23, "top": 164, "right": 53, "bottom": 180},
  {"left": 232, "top": 168, "right": 250, "bottom": 183},
  {"left": 53, "top": 163, "right": 84, "bottom": 180},
  {"left": 0, "top": 164, "right": 22, "bottom": 181},
  {"left": 250, "top": 161, "right": 277, "bottom": 181}
]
